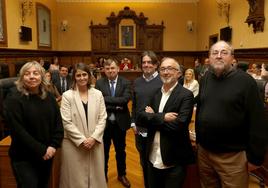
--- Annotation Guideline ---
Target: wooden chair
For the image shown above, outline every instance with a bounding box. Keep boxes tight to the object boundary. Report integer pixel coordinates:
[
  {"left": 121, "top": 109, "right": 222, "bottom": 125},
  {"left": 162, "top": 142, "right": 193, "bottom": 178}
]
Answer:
[
  {"left": 249, "top": 151, "right": 268, "bottom": 188},
  {"left": 0, "top": 77, "right": 17, "bottom": 140}
]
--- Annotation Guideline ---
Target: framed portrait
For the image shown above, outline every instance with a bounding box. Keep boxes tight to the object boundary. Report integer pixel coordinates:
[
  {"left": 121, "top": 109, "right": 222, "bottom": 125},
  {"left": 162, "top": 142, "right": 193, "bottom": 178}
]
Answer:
[
  {"left": 0, "top": 0, "right": 7, "bottom": 47},
  {"left": 36, "top": 3, "right": 51, "bottom": 49},
  {"left": 119, "top": 19, "right": 136, "bottom": 49}
]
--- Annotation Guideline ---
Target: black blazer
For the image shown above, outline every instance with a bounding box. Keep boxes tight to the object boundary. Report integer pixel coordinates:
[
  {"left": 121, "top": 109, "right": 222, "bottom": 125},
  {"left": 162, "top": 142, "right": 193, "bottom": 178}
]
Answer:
[
  {"left": 95, "top": 76, "right": 131, "bottom": 131},
  {"left": 51, "top": 72, "right": 72, "bottom": 95},
  {"left": 137, "top": 83, "right": 195, "bottom": 166}
]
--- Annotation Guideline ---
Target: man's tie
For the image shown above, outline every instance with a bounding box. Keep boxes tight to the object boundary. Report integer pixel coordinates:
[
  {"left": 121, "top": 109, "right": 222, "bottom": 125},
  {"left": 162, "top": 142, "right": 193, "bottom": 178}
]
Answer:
[
  {"left": 62, "top": 77, "right": 66, "bottom": 93},
  {"left": 109, "top": 80, "right": 116, "bottom": 121},
  {"left": 110, "top": 80, "right": 115, "bottom": 97}
]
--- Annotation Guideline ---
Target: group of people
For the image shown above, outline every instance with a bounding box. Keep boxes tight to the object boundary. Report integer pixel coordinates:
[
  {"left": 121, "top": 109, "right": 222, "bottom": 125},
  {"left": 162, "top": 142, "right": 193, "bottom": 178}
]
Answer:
[
  {"left": 3, "top": 57, "right": 132, "bottom": 188},
  {"left": 193, "top": 57, "right": 210, "bottom": 81},
  {"left": 3, "top": 40, "right": 268, "bottom": 188}
]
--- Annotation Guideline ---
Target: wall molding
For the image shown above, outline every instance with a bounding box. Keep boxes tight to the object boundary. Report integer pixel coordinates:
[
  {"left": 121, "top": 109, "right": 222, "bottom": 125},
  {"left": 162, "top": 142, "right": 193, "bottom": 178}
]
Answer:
[{"left": 56, "top": 0, "right": 198, "bottom": 3}]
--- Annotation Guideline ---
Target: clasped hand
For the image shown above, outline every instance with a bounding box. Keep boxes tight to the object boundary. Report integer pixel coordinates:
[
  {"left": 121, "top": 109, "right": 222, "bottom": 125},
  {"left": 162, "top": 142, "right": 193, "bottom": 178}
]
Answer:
[{"left": 81, "top": 137, "right": 96, "bottom": 151}]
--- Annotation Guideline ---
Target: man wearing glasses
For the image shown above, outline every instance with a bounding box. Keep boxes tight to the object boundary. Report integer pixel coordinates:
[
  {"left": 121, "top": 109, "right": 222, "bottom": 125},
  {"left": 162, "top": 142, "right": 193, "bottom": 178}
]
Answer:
[
  {"left": 195, "top": 40, "right": 268, "bottom": 188},
  {"left": 137, "top": 57, "right": 195, "bottom": 188}
]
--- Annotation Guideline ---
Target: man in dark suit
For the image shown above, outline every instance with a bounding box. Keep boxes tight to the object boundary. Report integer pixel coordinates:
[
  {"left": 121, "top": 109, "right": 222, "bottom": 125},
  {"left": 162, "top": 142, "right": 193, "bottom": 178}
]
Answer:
[
  {"left": 137, "top": 57, "right": 195, "bottom": 188},
  {"left": 52, "top": 65, "right": 72, "bottom": 95},
  {"left": 95, "top": 58, "right": 131, "bottom": 188}
]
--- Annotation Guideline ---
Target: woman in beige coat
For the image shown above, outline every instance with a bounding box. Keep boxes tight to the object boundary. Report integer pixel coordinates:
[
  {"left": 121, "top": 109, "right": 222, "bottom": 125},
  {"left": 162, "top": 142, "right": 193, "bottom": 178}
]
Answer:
[{"left": 59, "top": 63, "right": 107, "bottom": 188}]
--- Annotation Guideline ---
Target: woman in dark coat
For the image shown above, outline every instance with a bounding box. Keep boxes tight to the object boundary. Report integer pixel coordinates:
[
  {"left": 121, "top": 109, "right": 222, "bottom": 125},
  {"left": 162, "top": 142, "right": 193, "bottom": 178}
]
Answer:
[{"left": 4, "top": 61, "right": 64, "bottom": 188}]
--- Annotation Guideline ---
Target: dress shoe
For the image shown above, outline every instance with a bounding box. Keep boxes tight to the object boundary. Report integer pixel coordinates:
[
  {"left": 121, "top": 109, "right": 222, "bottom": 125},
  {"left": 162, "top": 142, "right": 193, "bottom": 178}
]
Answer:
[{"left": 117, "top": 175, "right": 131, "bottom": 187}]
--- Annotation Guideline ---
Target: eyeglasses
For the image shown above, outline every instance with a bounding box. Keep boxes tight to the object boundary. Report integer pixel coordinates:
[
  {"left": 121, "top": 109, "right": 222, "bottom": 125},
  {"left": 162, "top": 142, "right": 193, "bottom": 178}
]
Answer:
[
  {"left": 159, "top": 66, "right": 178, "bottom": 72},
  {"left": 210, "top": 50, "right": 231, "bottom": 57}
]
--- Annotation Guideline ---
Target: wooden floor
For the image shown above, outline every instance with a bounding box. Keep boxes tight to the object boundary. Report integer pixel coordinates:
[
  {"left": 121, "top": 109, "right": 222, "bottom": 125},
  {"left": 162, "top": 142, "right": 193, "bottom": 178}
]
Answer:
[
  {"left": 107, "top": 129, "right": 143, "bottom": 188},
  {"left": 107, "top": 130, "right": 267, "bottom": 188}
]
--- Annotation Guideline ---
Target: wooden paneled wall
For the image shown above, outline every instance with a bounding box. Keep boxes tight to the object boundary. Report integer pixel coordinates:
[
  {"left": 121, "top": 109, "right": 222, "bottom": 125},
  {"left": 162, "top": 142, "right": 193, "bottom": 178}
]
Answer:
[
  {"left": 0, "top": 48, "right": 268, "bottom": 78},
  {"left": 234, "top": 48, "right": 268, "bottom": 64},
  {"left": 0, "top": 49, "right": 57, "bottom": 77}
]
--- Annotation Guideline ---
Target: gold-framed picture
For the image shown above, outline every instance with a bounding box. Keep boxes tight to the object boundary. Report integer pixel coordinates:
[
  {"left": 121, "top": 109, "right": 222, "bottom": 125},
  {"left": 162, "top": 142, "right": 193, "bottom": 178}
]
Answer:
[{"left": 119, "top": 20, "right": 136, "bottom": 49}]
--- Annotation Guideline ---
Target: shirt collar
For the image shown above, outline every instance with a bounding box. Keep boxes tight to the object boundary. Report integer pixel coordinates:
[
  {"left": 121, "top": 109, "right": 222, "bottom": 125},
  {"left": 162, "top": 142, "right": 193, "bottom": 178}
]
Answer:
[
  {"left": 143, "top": 71, "right": 158, "bottom": 82},
  {"left": 109, "top": 76, "right": 118, "bottom": 83},
  {"left": 161, "top": 81, "right": 178, "bottom": 95}
]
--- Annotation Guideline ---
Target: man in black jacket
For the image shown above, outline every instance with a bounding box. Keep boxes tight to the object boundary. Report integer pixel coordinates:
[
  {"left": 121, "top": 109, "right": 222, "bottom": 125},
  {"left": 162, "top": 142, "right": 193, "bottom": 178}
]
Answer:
[
  {"left": 137, "top": 57, "right": 194, "bottom": 188},
  {"left": 95, "top": 58, "right": 131, "bottom": 187},
  {"left": 52, "top": 65, "right": 72, "bottom": 95},
  {"left": 196, "top": 40, "right": 268, "bottom": 188}
]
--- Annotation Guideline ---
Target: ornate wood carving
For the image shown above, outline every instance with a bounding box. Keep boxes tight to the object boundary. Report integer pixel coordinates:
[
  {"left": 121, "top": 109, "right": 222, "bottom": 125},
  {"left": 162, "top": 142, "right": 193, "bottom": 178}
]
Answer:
[
  {"left": 245, "top": 0, "right": 265, "bottom": 33},
  {"left": 90, "top": 23, "right": 110, "bottom": 51},
  {"left": 89, "top": 6, "right": 164, "bottom": 53},
  {"left": 145, "top": 23, "right": 165, "bottom": 50}
]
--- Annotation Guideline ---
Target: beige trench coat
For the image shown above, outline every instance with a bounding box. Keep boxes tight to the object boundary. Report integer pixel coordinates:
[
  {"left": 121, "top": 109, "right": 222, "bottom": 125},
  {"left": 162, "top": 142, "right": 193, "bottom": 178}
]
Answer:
[{"left": 59, "top": 88, "right": 107, "bottom": 188}]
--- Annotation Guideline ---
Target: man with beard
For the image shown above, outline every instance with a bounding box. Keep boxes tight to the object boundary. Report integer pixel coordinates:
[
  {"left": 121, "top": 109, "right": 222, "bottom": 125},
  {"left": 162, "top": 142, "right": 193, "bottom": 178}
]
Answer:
[
  {"left": 195, "top": 41, "right": 268, "bottom": 188},
  {"left": 137, "top": 57, "right": 195, "bottom": 188},
  {"left": 131, "top": 51, "right": 162, "bottom": 188}
]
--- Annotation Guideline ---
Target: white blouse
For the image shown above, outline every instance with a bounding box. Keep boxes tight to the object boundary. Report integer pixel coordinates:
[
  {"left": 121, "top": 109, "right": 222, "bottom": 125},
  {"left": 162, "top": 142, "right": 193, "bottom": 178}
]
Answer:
[{"left": 183, "top": 79, "right": 199, "bottom": 97}]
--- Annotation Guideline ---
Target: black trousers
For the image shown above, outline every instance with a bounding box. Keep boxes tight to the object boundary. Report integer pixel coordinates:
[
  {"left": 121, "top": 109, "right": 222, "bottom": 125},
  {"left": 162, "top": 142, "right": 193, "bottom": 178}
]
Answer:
[
  {"left": 104, "top": 120, "right": 127, "bottom": 179},
  {"left": 135, "top": 134, "right": 148, "bottom": 188},
  {"left": 11, "top": 159, "right": 53, "bottom": 188},
  {"left": 147, "top": 162, "right": 186, "bottom": 188}
]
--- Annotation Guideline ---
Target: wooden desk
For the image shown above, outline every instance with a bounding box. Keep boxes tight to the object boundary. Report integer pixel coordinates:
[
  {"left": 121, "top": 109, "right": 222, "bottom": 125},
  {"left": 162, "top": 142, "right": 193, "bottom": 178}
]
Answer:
[
  {"left": 0, "top": 136, "right": 16, "bottom": 188},
  {"left": 118, "top": 70, "right": 143, "bottom": 82},
  {"left": 0, "top": 136, "right": 60, "bottom": 188},
  {"left": 100, "top": 70, "right": 143, "bottom": 82}
]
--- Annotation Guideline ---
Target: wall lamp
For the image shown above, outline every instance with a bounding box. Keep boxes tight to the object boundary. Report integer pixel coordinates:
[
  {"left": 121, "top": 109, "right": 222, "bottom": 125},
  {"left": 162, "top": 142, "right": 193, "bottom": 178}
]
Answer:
[
  {"left": 20, "top": 0, "right": 33, "bottom": 25},
  {"left": 216, "top": 0, "right": 230, "bottom": 25},
  {"left": 186, "top": 20, "right": 194, "bottom": 32},
  {"left": 60, "top": 20, "right": 69, "bottom": 31}
]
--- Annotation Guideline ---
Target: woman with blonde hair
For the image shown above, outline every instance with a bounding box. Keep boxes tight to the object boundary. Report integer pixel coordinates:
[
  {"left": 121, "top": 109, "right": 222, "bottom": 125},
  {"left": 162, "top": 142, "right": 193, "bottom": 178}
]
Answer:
[
  {"left": 4, "top": 61, "right": 63, "bottom": 188},
  {"left": 183, "top": 68, "right": 199, "bottom": 98},
  {"left": 261, "top": 63, "right": 268, "bottom": 103}
]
